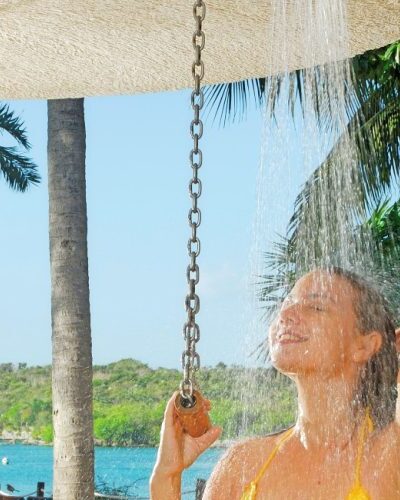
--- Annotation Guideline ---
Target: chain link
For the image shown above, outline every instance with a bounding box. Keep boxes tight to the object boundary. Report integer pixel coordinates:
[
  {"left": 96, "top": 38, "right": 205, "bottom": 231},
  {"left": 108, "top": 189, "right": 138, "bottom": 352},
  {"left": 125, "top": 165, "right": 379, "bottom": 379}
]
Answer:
[{"left": 180, "top": 0, "right": 206, "bottom": 404}]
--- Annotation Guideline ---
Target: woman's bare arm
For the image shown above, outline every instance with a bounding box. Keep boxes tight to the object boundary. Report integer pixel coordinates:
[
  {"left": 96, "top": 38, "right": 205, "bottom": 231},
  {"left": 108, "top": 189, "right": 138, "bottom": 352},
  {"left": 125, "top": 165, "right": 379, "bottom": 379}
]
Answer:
[
  {"left": 149, "top": 469, "right": 181, "bottom": 500},
  {"left": 149, "top": 392, "right": 222, "bottom": 500}
]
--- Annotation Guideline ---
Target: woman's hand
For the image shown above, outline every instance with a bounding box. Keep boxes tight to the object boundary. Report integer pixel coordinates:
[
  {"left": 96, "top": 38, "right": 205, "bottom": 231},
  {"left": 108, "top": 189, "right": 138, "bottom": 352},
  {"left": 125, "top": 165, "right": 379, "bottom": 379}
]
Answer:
[{"left": 153, "top": 391, "right": 223, "bottom": 477}]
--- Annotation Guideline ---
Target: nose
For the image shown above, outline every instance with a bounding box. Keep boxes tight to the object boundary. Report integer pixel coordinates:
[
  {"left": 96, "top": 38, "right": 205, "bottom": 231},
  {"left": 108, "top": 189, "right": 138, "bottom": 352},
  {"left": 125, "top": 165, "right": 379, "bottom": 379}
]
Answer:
[{"left": 279, "top": 302, "right": 301, "bottom": 325}]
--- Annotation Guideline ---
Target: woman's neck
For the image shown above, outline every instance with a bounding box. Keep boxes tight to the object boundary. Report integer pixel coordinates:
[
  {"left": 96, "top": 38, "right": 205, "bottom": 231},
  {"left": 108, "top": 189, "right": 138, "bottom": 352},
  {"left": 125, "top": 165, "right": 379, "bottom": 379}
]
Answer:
[{"left": 295, "top": 374, "right": 362, "bottom": 451}]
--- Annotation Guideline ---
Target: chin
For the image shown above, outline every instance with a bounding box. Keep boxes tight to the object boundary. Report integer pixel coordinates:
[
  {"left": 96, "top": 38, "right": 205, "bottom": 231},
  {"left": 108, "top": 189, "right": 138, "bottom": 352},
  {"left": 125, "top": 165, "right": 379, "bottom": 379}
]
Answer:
[
  {"left": 270, "top": 344, "right": 315, "bottom": 375},
  {"left": 273, "top": 359, "right": 304, "bottom": 376}
]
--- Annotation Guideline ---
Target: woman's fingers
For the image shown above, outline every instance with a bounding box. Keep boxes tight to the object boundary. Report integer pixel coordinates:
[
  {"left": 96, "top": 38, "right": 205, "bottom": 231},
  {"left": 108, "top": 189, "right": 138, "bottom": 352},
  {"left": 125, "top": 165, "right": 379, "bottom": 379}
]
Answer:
[
  {"left": 163, "top": 391, "right": 180, "bottom": 428},
  {"left": 194, "top": 426, "right": 223, "bottom": 454},
  {"left": 163, "top": 392, "right": 212, "bottom": 438}
]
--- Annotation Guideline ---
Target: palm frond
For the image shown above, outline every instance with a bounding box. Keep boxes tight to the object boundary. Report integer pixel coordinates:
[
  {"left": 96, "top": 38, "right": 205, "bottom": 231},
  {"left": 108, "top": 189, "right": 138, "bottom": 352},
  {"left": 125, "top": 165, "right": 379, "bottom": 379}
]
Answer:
[
  {"left": 205, "top": 64, "right": 360, "bottom": 133},
  {"left": 287, "top": 78, "right": 400, "bottom": 239},
  {"left": 0, "top": 103, "right": 31, "bottom": 149},
  {"left": 0, "top": 145, "right": 41, "bottom": 191},
  {"left": 204, "top": 78, "right": 265, "bottom": 127},
  {"left": 363, "top": 199, "right": 400, "bottom": 259},
  {"left": 257, "top": 237, "right": 296, "bottom": 302},
  {"left": 204, "top": 71, "right": 307, "bottom": 126}
]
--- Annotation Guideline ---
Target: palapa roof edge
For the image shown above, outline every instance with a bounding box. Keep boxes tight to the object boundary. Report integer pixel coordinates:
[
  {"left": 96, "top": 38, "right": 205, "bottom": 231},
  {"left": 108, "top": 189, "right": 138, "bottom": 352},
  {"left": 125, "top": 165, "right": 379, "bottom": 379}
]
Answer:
[{"left": 0, "top": 0, "right": 398, "bottom": 100}]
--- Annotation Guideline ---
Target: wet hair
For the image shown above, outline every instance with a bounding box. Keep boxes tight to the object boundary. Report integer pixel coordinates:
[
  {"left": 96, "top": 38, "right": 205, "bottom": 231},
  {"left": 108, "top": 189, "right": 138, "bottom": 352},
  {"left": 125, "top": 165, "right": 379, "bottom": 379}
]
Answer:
[{"left": 326, "top": 267, "right": 398, "bottom": 428}]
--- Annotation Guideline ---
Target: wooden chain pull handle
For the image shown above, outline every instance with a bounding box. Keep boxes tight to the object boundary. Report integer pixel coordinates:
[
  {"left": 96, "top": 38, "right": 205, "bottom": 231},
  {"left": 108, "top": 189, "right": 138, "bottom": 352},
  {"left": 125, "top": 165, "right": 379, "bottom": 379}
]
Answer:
[{"left": 174, "top": 389, "right": 212, "bottom": 438}]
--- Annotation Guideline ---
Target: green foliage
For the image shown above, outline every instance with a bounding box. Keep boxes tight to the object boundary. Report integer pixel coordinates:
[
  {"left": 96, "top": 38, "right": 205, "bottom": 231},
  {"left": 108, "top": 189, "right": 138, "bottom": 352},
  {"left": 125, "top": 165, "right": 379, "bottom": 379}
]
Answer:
[
  {"left": 94, "top": 401, "right": 165, "bottom": 446},
  {"left": 275, "top": 41, "right": 400, "bottom": 272},
  {"left": 364, "top": 200, "right": 400, "bottom": 257},
  {"left": 360, "top": 200, "right": 400, "bottom": 317},
  {"left": 0, "top": 103, "right": 40, "bottom": 190},
  {"left": 32, "top": 424, "right": 53, "bottom": 443},
  {"left": 0, "top": 360, "right": 296, "bottom": 446}
]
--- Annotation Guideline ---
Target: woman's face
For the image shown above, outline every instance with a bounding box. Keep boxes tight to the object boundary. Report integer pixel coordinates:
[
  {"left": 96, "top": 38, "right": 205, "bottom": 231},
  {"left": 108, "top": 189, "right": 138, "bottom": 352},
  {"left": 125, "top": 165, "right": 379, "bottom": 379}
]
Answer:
[{"left": 269, "top": 270, "right": 361, "bottom": 377}]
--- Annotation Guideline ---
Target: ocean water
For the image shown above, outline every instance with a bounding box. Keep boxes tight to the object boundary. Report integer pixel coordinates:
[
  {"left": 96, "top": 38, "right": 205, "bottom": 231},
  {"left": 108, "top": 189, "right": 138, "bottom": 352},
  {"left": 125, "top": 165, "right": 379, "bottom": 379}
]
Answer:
[{"left": 0, "top": 444, "right": 224, "bottom": 499}]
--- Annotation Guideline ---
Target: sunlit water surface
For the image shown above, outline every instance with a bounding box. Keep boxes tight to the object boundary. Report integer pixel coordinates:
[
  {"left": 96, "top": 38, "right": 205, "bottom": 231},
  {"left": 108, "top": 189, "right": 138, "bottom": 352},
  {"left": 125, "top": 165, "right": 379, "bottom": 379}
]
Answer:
[{"left": 0, "top": 444, "right": 223, "bottom": 499}]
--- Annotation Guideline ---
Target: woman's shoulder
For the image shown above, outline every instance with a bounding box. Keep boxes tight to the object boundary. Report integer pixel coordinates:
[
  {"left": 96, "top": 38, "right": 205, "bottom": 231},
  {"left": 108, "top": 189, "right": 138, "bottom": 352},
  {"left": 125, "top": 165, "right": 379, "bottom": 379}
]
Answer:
[
  {"left": 374, "top": 421, "right": 400, "bottom": 444},
  {"left": 378, "top": 421, "right": 400, "bottom": 449},
  {"left": 202, "top": 427, "right": 294, "bottom": 500},
  {"left": 392, "top": 422, "right": 400, "bottom": 441},
  {"left": 368, "top": 421, "right": 400, "bottom": 472},
  {"left": 366, "top": 422, "right": 400, "bottom": 495},
  {"left": 224, "top": 426, "right": 295, "bottom": 462}
]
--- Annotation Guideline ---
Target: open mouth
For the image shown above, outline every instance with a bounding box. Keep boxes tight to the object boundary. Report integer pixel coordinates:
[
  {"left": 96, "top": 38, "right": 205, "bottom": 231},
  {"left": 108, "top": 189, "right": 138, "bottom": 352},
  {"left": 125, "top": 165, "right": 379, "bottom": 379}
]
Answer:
[{"left": 277, "top": 332, "right": 308, "bottom": 344}]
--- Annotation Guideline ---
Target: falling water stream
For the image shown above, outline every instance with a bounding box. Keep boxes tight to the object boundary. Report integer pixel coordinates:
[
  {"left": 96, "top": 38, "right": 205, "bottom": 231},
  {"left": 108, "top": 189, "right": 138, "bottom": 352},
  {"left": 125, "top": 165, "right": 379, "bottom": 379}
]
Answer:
[
  {"left": 226, "top": 0, "right": 400, "bottom": 495},
  {"left": 239, "top": 0, "right": 362, "bottom": 427}
]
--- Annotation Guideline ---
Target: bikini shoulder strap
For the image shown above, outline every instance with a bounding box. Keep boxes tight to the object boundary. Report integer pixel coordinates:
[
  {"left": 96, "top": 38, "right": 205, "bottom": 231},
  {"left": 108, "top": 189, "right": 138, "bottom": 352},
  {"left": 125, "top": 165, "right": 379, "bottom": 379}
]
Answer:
[{"left": 241, "top": 427, "right": 295, "bottom": 500}]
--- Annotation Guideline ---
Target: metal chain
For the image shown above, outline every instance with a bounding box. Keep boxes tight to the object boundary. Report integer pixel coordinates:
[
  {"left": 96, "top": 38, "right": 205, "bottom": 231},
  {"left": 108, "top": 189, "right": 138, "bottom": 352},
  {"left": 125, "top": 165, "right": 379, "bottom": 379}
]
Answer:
[{"left": 180, "top": 0, "right": 206, "bottom": 405}]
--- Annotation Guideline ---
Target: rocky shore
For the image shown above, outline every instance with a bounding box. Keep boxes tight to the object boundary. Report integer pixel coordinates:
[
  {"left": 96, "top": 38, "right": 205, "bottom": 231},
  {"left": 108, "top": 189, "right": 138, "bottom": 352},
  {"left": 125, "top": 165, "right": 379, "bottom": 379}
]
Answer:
[{"left": 1, "top": 429, "right": 46, "bottom": 446}]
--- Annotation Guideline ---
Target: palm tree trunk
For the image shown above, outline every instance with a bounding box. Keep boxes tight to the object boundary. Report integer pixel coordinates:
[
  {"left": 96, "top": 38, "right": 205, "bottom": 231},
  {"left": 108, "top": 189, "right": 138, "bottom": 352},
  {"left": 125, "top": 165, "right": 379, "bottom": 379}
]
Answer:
[{"left": 48, "top": 98, "right": 94, "bottom": 499}]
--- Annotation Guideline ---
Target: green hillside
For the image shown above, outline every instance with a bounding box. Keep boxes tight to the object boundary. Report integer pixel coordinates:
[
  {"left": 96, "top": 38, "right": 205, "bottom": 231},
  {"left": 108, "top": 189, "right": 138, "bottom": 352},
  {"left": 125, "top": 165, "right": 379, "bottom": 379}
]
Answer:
[{"left": 0, "top": 360, "right": 296, "bottom": 446}]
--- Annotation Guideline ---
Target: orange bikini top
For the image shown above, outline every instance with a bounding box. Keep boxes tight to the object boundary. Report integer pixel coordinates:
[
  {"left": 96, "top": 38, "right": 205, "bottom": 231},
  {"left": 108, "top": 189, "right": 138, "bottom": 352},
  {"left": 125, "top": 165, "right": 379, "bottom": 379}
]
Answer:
[{"left": 241, "top": 410, "right": 374, "bottom": 500}]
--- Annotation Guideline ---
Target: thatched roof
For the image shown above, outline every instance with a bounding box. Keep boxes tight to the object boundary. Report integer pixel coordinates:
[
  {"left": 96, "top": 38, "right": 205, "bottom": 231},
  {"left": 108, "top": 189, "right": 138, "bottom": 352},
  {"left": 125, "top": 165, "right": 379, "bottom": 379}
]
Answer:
[{"left": 0, "top": 0, "right": 398, "bottom": 99}]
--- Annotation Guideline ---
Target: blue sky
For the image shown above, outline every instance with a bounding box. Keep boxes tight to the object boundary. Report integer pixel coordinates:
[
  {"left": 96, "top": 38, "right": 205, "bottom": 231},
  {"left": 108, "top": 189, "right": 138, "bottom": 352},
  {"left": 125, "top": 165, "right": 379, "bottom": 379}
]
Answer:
[{"left": 0, "top": 90, "right": 307, "bottom": 369}]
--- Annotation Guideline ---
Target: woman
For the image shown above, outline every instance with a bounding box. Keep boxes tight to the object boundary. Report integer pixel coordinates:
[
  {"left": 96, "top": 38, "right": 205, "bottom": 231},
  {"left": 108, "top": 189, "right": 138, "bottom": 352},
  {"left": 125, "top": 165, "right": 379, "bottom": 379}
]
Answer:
[{"left": 150, "top": 268, "right": 400, "bottom": 499}]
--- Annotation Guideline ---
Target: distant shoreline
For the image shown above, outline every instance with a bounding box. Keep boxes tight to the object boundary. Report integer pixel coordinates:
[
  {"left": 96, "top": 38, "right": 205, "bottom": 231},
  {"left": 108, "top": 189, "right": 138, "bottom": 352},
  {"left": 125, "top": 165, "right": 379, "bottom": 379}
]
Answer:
[
  {"left": 1, "top": 430, "right": 47, "bottom": 446},
  {"left": 0, "top": 359, "right": 296, "bottom": 448},
  {"left": 0, "top": 433, "right": 232, "bottom": 449}
]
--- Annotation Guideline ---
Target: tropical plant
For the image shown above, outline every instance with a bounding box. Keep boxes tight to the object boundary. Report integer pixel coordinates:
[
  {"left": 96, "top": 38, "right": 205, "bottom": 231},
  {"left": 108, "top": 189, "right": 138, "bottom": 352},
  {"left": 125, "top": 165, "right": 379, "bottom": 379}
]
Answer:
[
  {"left": 285, "top": 41, "right": 400, "bottom": 252},
  {"left": 258, "top": 198, "right": 400, "bottom": 311},
  {"left": 258, "top": 46, "right": 400, "bottom": 358},
  {"left": 360, "top": 199, "right": 400, "bottom": 317},
  {"left": 206, "top": 41, "right": 400, "bottom": 362},
  {"left": 0, "top": 103, "right": 39, "bottom": 190},
  {"left": 47, "top": 99, "right": 94, "bottom": 498}
]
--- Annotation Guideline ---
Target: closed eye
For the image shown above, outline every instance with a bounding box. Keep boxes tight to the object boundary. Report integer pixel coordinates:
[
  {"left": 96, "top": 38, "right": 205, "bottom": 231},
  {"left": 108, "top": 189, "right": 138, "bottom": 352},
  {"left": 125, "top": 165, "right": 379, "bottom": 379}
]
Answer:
[{"left": 309, "top": 304, "right": 326, "bottom": 312}]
